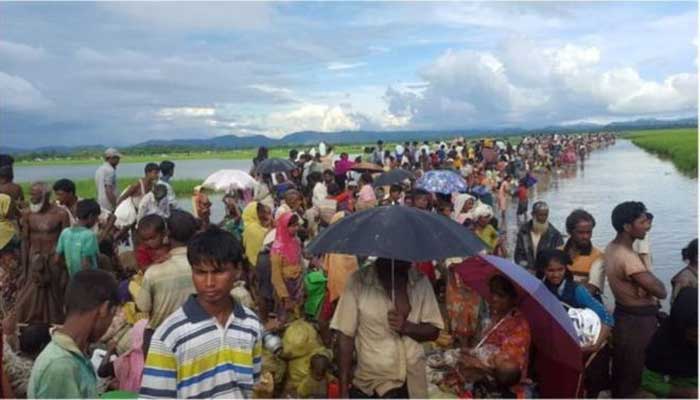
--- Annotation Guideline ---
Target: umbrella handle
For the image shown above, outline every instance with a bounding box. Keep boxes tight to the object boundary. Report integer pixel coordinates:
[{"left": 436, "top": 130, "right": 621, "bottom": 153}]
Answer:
[{"left": 391, "top": 259, "right": 395, "bottom": 305}]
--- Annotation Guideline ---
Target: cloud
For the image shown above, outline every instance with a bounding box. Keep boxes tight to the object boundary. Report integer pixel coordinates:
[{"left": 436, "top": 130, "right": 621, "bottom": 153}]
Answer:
[
  {"left": 383, "top": 40, "right": 698, "bottom": 128},
  {"left": 327, "top": 62, "right": 367, "bottom": 71},
  {"left": 0, "top": 40, "right": 45, "bottom": 62},
  {"left": 0, "top": 71, "right": 52, "bottom": 111},
  {"left": 0, "top": 2, "right": 696, "bottom": 147},
  {"left": 157, "top": 107, "right": 216, "bottom": 119},
  {"left": 100, "top": 2, "right": 275, "bottom": 31}
]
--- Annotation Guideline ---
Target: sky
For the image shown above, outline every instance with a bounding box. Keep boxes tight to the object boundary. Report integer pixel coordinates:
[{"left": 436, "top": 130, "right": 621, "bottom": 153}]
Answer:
[{"left": 1, "top": 1, "right": 697, "bottom": 148}]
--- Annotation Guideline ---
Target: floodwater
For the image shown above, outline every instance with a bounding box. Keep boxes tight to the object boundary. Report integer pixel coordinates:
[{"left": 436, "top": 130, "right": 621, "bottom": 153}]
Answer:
[
  {"left": 500, "top": 140, "right": 697, "bottom": 310},
  {"left": 13, "top": 140, "right": 697, "bottom": 307},
  {"left": 14, "top": 158, "right": 253, "bottom": 182}
]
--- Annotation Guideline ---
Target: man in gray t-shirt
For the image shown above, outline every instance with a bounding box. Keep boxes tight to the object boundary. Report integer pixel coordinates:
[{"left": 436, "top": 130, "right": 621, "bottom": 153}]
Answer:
[{"left": 95, "top": 148, "right": 121, "bottom": 212}]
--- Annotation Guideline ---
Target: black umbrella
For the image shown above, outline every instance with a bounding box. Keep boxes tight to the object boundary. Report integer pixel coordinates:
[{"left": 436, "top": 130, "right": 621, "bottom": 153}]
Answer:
[
  {"left": 307, "top": 205, "right": 484, "bottom": 261},
  {"left": 307, "top": 205, "right": 485, "bottom": 302},
  {"left": 253, "top": 158, "right": 297, "bottom": 175},
  {"left": 373, "top": 168, "right": 414, "bottom": 187}
]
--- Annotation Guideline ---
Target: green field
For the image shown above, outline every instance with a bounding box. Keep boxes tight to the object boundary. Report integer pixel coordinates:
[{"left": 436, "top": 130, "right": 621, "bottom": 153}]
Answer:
[
  {"left": 20, "top": 178, "right": 203, "bottom": 200},
  {"left": 624, "top": 128, "right": 698, "bottom": 176},
  {"left": 14, "top": 144, "right": 371, "bottom": 167}
]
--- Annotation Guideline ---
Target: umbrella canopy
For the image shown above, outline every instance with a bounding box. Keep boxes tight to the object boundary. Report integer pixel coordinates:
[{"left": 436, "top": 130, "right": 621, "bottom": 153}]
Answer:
[
  {"left": 350, "top": 162, "right": 384, "bottom": 173},
  {"left": 201, "top": 169, "right": 256, "bottom": 192},
  {"left": 306, "top": 205, "right": 485, "bottom": 261},
  {"left": 373, "top": 168, "right": 414, "bottom": 187},
  {"left": 416, "top": 169, "right": 468, "bottom": 194},
  {"left": 254, "top": 158, "right": 297, "bottom": 175},
  {"left": 452, "top": 255, "right": 583, "bottom": 398}
]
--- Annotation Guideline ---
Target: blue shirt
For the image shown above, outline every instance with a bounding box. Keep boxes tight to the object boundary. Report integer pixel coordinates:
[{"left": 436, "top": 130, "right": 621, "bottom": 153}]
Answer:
[{"left": 556, "top": 281, "right": 615, "bottom": 326}]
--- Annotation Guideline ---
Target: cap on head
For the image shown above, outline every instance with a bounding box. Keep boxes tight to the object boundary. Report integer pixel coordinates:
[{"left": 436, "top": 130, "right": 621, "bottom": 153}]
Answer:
[
  {"left": 532, "top": 201, "right": 549, "bottom": 213},
  {"left": 104, "top": 148, "right": 122, "bottom": 158}
]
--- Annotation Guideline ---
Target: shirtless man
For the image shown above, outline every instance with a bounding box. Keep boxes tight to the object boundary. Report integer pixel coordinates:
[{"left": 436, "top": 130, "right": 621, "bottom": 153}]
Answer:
[
  {"left": 0, "top": 166, "right": 24, "bottom": 223},
  {"left": 14, "top": 182, "right": 70, "bottom": 324},
  {"left": 116, "top": 162, "right": 160, "bottom": 208}
]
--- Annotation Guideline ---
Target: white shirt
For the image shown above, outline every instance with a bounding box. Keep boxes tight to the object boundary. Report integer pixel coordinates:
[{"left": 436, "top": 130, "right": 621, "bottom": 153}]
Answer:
[
  {"left": 158, "top": 178, "right": 177, "bottom": 209},
  {"left": 95, "top": 162, "right": 117, "bottom": 212},
  {"left": 137, "top": 193, "right": 170, "bottom": 223},
  {"left": 312, "top": 182, "right": 328, "bottom": 207}
]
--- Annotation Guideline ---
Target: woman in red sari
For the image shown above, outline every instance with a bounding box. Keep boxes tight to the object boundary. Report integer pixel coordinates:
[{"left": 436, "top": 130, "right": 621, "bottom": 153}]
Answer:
[{"left": 460, "top": 275, "right": 531, "bottom": 382}]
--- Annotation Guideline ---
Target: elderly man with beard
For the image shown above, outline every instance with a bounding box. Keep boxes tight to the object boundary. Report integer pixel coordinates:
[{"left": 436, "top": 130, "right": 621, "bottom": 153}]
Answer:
[
  {"left": 14, "top": 182, "right": 70, "bottom": 325},
  {"left": 561, "top": 209, "right": 606, "bottom": 296},
  {"left": 514, "top": 201, "right": 563, "bottom": 273}
]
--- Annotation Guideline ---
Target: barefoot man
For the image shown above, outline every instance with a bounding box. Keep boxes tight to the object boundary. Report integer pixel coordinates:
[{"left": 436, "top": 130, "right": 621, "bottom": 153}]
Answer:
[{"left": 14, "top": 182, "right": 70, "bottom": 324}]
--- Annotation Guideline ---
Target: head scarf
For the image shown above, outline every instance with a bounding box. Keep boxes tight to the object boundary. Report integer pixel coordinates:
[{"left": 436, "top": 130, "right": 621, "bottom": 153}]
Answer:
[
  {"left": 452, "top": 194, "right": 476, "bottom": 223},
  {"left": 322, "top": 211, "right": 359, "bottom": 302},
  {"left": 242, "top": 201, "right": 269, "bottom": 266},
  {"left": 645, "top": 287, "right": 698, "bottom": 377},
  {"left": 472, "top": 203, "right": 494, "bottom": 219},
  {"left": 0, "top": 194, "right": 16, "bottom": 250},
  {"left": 271, "top": 212, "right": 301, "bottom": 265}
]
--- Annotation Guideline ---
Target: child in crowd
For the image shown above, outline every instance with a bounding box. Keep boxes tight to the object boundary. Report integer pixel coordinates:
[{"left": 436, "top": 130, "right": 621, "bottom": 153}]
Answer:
[
  {"left": 134, "top": 215, "right": 169, "bottom": 271},
  {"left": 2, "top": 313, "right": 51, "bottom": 398},
  {"left": 28, "top": 269, "right": 119, "bottom": 398},
  {"left": 140, "top": 227, "right": 263, "bottom": 398},
  {"left": 55, "top": 199, "right": 101, "bottom": 276},
  {"left": 297, "top": 353, "right": 338, "bottom": 399},
  {"left": 515, "top": 179, "right": 529, "bottom": 224}
]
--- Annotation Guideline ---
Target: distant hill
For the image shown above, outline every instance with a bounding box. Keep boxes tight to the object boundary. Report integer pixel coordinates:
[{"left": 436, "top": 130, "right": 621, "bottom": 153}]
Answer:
[{"left": 3, "top": 117, "right": 696, "bottom": 156}]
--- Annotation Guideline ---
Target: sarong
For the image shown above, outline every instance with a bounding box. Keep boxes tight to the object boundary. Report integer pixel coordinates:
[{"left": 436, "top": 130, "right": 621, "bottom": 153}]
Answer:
[
  {"left": 275, "top": 276, "right": 303, "bottom": 323},
  {"left": 611, "top": 303, "right": 658, "bottom": 397},
  {"left": 14, "top": 253, "right": 66, "bottom": 324}
]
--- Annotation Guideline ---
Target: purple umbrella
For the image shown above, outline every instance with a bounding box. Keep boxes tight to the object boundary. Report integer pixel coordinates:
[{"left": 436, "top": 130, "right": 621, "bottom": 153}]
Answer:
[{"left": 452, "top": 255, "right": 583, "bottom": 398}]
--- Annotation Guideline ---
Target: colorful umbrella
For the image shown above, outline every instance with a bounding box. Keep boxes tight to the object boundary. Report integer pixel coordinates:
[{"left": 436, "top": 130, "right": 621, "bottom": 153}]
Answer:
[
  {"left": 452, "top": 255, "right": 583, "bottom": 398},
  {"left": 416, "top": 169, "right": 468, "bottom": 194},
  {"left": 201, "top": 169, "right": 256, "bottom": 192}
]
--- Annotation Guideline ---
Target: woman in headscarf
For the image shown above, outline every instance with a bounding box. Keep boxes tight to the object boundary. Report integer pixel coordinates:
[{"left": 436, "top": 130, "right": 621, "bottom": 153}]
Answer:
[
  {"left": 452, "top": 194, "right": 476, "bottom": 224},
  {"left": 270, "top": 212, "right": 304, "bottom": 323},
  {"left": 355, "top": 172, "right": 377, "bottom": 212},
  {"left": 0, "top": 193, "right": 19, "bottom": 313},
  {"left": 640, "top": 287, "right": 697, "bottom": 398},
  {"left": 242, "top": 201, "right": 271, "bottom": 267},
  {"left": 472, "top": 204, "right": 503, "bottom": 256},
  {"left": 219, "top": 192, "right": 244, "bottom": 242}
]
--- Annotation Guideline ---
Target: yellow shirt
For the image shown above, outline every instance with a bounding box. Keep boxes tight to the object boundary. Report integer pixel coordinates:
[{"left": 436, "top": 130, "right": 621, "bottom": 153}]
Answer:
[{"left": 330, "top": 266, "right": 444, "bottom": 398}]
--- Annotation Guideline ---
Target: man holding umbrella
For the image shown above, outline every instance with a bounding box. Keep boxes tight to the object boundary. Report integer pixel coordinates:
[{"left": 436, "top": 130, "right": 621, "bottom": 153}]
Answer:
[{"left": 331, "top": 258, "right": 444, "bottom": 398}]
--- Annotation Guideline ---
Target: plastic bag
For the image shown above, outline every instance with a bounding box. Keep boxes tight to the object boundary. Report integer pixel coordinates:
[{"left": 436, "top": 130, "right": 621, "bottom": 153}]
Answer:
[
  {"left": 114, "top": 198, "right": 137, "bottom": 228},
  {"left": 281, "top": 320, "right": 325, "bottom": 392},
  {"left": 303, "top": 271, "right": 327, "bottom": 319},
  {"left": 282, "top": 319, "right": 322, "bottom": 360}
]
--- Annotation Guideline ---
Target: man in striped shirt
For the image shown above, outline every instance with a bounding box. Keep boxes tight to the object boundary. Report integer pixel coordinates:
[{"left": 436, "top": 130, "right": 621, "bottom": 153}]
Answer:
[{"left": 140, "top": 227, "right": 263, "bottom": 398}]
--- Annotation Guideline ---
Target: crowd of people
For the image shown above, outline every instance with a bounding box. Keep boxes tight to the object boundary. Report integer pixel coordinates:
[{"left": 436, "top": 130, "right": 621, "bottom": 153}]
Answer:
[{"left": 0, "top": 132, "right": 695, "bottom": 399}]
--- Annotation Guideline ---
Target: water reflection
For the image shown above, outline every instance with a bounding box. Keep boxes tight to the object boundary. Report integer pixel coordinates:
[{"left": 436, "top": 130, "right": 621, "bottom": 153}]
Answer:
[{"left": 501, "top": 140, "right": 697, "bottom": 309}]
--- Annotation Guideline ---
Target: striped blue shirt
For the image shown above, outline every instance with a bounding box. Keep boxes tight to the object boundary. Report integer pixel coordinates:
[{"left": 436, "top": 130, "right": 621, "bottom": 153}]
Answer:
[{"left": 140, "top": 295, "right": 263, "bottom": 398}]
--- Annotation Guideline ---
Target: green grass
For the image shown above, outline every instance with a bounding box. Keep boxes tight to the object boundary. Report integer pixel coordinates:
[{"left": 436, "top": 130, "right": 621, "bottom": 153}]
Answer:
[
  {"left": 14, "top": 144, "right": 372, "bottom": 167},
  {"left": 13, "top": 137, "right": 524, "bottom": 167},
  {"left": 623, "top": 128, "right": 698, "bottom": 176},
  {"left": 20, "top": 178, "right": 203, "bottom": 199}
]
